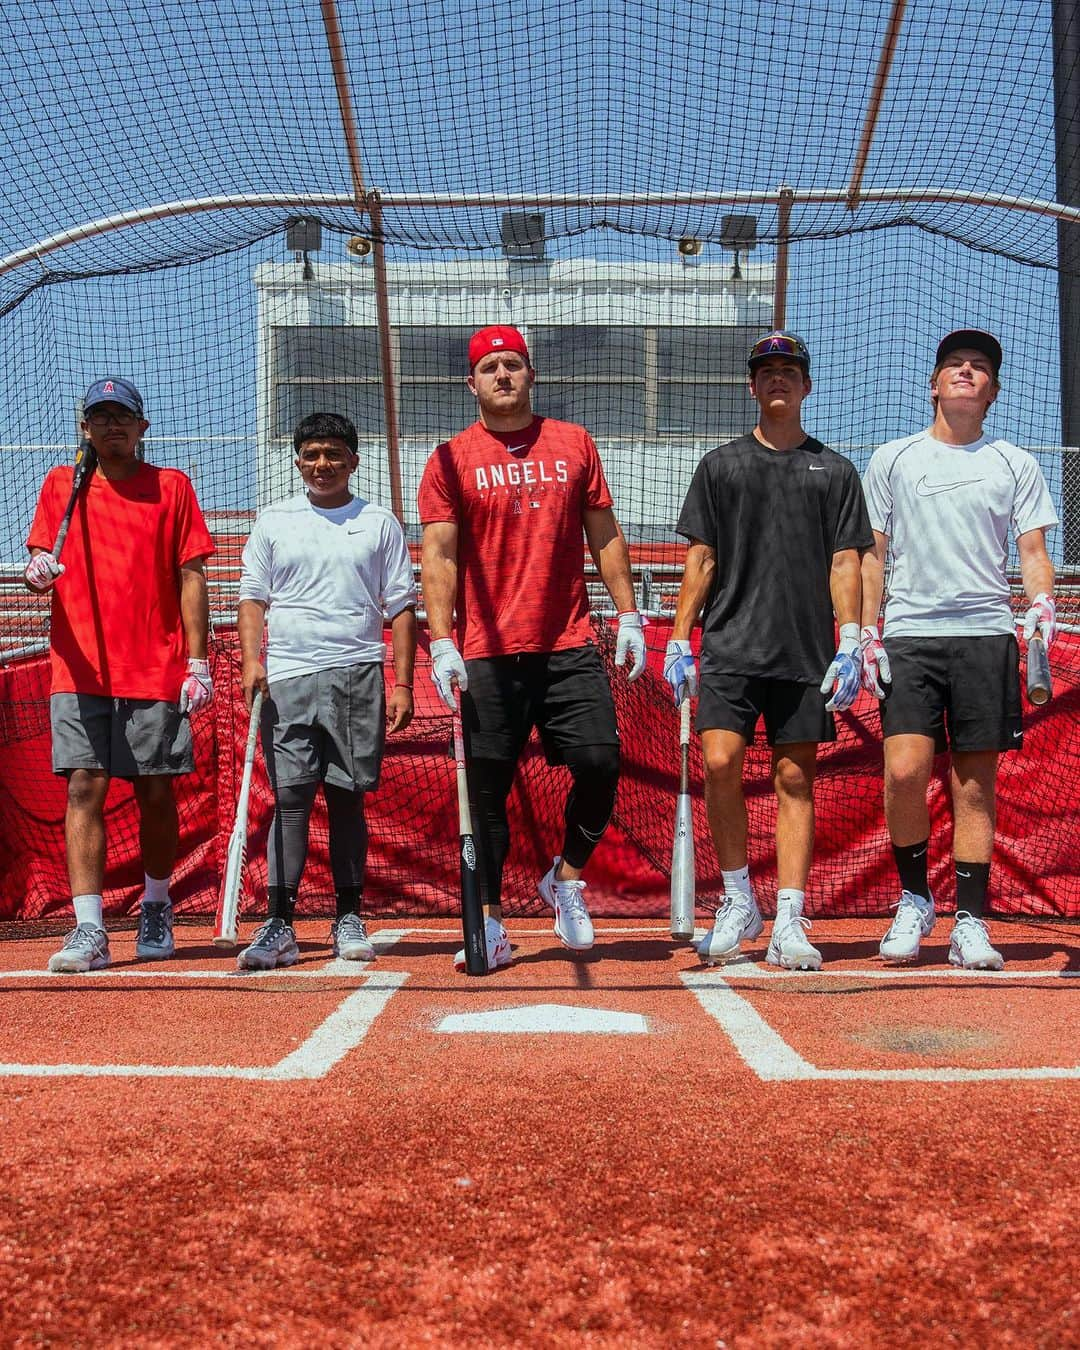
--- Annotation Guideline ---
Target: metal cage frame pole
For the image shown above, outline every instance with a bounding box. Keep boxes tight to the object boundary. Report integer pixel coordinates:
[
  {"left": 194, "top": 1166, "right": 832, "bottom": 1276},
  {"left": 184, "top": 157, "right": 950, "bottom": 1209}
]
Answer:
[
  {"left": 320, "top": 0, "right": 404, "bottom": 523},
  {"left": 773, "top": 185, "right": 794, "bottom": 329},
  {"left": 846, "top": 0, "right": 909, "bottom": 213}
]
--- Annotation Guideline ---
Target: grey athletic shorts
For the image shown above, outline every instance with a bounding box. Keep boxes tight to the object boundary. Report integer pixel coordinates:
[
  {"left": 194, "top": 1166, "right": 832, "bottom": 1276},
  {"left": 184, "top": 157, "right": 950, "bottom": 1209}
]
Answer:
[
  {"left": 262, "top": 663, "right": 386, "bottom": 791},
  {"left": 51, "top": 693, "right": 195, "bottom": 778}
]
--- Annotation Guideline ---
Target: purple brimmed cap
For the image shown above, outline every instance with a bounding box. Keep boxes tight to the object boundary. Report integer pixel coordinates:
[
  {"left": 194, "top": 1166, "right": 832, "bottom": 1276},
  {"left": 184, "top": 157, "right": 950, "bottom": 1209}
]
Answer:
[
  {"left": 747, "top": 331, "right": 810, "bottom": 373},
  {"left": 83, "top": 377, "right": 144, "bottom": 416}
]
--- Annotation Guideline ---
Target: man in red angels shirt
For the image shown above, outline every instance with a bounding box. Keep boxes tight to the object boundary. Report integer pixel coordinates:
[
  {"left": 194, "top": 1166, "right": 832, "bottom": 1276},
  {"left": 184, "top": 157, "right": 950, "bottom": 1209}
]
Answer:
[
  {"left": 419, "top": 325, "right": 645, "bottom": 971},
  {"left": 25, "top": 377, "right": 214, "bottom": 973}
]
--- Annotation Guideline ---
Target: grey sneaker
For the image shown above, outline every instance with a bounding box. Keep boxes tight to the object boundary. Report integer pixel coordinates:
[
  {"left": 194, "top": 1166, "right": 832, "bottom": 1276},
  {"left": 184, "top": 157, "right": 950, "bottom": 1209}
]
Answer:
[
  {"left": 48, "top": 924, "right": 111, "bottom": 973},
  {"left": 332, "top": 913, "right": 376, "bottom": 961},
  {"left": 136, "top": 899, "right": 175, "bottom": 960},
  {"left": 236, "top": 917, "right": 299, "bottom": 971}
]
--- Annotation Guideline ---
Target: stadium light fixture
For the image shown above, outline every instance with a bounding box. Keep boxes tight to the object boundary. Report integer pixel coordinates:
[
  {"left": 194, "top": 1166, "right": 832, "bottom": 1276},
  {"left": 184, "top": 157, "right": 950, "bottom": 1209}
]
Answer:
[
  {"left": 286, "top": 217, "right": 322, "bottom": 280},
  {"left": 719, "top": 214, "right": 758, "bottom": 279},
  {"left": 501, "top": 211, "right": 546, "bottom": 262}
]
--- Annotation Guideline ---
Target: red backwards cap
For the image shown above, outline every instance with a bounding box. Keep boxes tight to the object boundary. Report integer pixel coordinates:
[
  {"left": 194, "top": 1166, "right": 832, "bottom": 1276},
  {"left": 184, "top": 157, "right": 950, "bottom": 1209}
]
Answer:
[{"left": 468, "top": 325, "right": 531, "bottom": 370}]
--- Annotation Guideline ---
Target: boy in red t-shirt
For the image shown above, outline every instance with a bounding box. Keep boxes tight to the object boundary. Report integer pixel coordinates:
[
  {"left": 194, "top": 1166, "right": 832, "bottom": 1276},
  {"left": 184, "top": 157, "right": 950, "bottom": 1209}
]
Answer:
[
  {"left": 25, "top": 377, "right": 215, "bottom": 972},
  {"left": 419, "top": 326, "right": 645, "bottom": 971}
]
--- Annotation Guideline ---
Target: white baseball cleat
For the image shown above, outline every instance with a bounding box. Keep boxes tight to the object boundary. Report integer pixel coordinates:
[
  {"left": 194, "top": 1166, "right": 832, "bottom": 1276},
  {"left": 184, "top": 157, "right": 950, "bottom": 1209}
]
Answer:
[
  {"left": 767, "top": 913, "right": 822, "bottom": 970},
  {"left": 453, "top": 915, "right": 512, "bottom": 973},
  {"left": 538, "top": 857, "right": 595, "bottom": 951},
  {"left": 879, "top": 891, "right": 936, "bottom": 964},
  {"left": 697, "top": 894, "right": 763, "bottom": 965},
  {"left": 948, "top": 912, "right": 1004, "bottom": 970}
]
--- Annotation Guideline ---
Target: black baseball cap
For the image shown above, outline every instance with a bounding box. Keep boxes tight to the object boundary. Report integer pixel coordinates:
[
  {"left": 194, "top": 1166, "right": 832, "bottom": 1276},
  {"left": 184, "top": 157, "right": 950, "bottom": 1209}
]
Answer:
[
  {"left": 748, "top": 331, "right": 811, "bottom": 373},
  {"left": 935, "top": 330, "right": 1002, "bottom": 379}
]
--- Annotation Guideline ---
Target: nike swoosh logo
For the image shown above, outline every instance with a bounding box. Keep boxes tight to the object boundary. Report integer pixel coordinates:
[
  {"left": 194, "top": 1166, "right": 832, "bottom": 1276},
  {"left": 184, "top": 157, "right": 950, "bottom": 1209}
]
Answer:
[
  {"left": 956, "top": 870, "right": 972, "bottom": 878},
  {"left": 808, "top": 465, "right": 826, "bottom": 472},
  {"left": 912, "top": 847, "right": 926, "bottom": 858},
  {"left": 507, "top": 443, "right": 528, "bottom": 453},
  {"left": 1012, "top": 730, "right": 1023, "bottom": 739},
  {"left": 916, "top": 474, "right": 984, "bottom": 497}
]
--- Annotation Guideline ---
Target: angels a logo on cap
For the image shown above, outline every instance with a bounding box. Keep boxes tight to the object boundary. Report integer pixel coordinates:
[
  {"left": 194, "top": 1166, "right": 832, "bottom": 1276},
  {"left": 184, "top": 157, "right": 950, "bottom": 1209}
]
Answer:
[{"left": 103, "top": 381, "right": 115, "bottom": 393}]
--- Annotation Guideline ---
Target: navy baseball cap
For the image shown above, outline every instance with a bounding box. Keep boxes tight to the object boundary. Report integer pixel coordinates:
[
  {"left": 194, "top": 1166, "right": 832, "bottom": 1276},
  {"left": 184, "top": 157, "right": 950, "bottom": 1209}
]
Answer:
[
  {"left": 83, "top": 377, "right": 144, "bottom": 416},
  {"left": 934, "top": 330, "right": 1002, "bottom": 379},
  {"left": 748, "top": 331, "right": 811, "bottom": 373}
]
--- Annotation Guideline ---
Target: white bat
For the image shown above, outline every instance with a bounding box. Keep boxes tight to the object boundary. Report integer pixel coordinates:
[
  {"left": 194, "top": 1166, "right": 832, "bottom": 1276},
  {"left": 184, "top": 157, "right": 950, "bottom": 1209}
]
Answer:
[
  {"left": 669, "top": 695, "right": 696, "bottom": 940},
  {"left": 213, "top": 690, "right": 263, "bottom": 947}
]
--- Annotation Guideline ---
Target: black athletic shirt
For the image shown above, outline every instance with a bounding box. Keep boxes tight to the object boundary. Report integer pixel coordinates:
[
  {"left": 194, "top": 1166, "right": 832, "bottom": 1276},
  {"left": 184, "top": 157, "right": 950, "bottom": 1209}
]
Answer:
[{"left": 676, "top": 433, "right": 873, "bottom": 682}]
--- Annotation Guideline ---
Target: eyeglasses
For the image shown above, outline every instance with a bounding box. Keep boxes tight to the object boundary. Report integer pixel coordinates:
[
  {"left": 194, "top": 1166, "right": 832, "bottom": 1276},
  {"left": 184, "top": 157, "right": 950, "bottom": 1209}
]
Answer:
[
  {"left": 748, "top": 334, "right": 809, "bottom": 365},
  {"left": 86, "top": 407, "right": 140, "bottom": 427}
]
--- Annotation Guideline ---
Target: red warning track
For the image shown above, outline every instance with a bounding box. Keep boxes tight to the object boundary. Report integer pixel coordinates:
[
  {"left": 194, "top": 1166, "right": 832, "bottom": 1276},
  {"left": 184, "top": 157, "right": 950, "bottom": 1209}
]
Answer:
[{"left": 1, "top": 917, "right": 1077, "bottom": 1345}]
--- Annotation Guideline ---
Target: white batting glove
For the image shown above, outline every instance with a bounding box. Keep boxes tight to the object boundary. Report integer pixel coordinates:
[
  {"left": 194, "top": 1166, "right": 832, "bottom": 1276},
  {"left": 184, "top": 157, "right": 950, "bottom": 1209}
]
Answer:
[
  {"left": 178, "top": 658, "right": 213, "bottom": 715},
  {"left": 430, "top": 637, "right": 467, "bottom": 711},
  {"left": 25, "top": 552, "right": 64, "bottom": 593},
  {"left": 1021, "top": 592, "right": 1057, "bottom": 649},
  {"left": 663, "top": 639, "right": 698, "bottom": 704},
  {"left": 614, "top": 611, "right": 646, "bottom": 682},
  {"left": 820, "top": 623, "right": 862, "bottom": 712},
  {"left": 858, "top": 624, "right": 892, "bottom": 698}
]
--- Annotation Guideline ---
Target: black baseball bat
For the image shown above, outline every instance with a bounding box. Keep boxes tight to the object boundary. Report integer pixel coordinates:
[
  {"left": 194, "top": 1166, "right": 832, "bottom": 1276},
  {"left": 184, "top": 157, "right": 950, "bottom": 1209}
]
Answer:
[
  {"left": 51, "top": 438, "right": 97, "bottom": 561},
  {"left": 1026, "top": 635, "right": 1052, "bottom": 707},
  {"left": 452, "top": 690, "right": 488, "bottom": 975}
]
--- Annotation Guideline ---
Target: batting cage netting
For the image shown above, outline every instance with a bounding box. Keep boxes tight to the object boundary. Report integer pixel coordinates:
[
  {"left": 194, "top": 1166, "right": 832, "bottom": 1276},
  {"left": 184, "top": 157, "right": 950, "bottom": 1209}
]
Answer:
[{"left": 0, "top": 0, "right": 1076, "bottom": 921}]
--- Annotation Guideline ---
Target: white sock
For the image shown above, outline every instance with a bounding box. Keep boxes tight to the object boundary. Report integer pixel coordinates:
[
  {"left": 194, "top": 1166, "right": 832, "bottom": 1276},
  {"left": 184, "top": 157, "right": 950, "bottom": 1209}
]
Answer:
[
  {"left": 73, "top": 893, "right": 104, "bottom": 928},
  {"left": 721, "top": 867, "right": 753, "bottom": 901},
  {"left": 777, "top": 888, "right": 805, "bottom": 918},
  {"left": 143, "top": 874, "right": 171, "bottom": 905}
]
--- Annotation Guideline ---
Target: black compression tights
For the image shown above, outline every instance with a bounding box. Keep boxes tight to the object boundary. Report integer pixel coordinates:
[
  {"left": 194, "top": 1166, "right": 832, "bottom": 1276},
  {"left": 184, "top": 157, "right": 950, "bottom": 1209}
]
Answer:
[
  {"left": 468, "top": 743, "right": 619, "bottom": 905},
  {"left": 267, "top": 781, "right": 368, "bottom": 893}
]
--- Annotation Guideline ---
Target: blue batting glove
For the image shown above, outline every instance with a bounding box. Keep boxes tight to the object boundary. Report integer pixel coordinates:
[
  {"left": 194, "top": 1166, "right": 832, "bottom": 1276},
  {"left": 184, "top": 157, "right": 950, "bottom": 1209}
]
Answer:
[
  {"left": 820, "top": 624, "right": 861, "bottom": 712},
  {"left": 664, "top": 639, "right": 698, "bottom": 704}
]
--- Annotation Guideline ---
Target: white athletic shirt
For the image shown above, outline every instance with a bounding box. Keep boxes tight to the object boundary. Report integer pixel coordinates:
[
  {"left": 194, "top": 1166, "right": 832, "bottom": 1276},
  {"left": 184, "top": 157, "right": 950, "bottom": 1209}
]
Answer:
[
  {"left": 238, "top": 493, "right": 416, "bottom": 681},
  {"left": 862, "top": 431, "right": 1058, "bottom": 637}
]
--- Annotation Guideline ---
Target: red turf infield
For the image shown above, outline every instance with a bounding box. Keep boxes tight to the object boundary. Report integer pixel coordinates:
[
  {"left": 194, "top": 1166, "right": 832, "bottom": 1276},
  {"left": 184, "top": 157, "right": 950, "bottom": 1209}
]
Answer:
[{"left": 1, "top": 918, "right": 1077, "bottom": 1347}]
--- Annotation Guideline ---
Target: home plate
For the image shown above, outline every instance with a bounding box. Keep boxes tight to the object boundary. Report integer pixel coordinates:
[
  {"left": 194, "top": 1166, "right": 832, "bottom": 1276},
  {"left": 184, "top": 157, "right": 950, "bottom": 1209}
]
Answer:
[{"left": 435, "top": 1004, "right": 649, "bottom": 1035}]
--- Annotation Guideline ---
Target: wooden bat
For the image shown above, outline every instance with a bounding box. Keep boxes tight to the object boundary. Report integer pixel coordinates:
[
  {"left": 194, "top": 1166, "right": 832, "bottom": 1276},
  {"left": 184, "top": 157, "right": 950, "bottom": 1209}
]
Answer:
[
  {"left": 1026, "top": 635, "right": 1052, "bottom": 707},
  {"left": 214, "top": 690, "right": 263, "bottom": 947},
  {"left": 51, "top": 438, "right": 97, "bottom": 561},
  {"left": 453, "top": 690, "right": 488, "bottom": 975},
  {"left": 669, "top": 695, "right": 697, "bottom": 940}
]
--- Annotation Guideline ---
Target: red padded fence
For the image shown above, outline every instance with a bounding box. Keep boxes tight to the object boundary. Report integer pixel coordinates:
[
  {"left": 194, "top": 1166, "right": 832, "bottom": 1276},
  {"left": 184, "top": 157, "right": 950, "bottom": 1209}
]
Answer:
[{"left": 1, "top": 620, "right": 1077, "bottom": 922}]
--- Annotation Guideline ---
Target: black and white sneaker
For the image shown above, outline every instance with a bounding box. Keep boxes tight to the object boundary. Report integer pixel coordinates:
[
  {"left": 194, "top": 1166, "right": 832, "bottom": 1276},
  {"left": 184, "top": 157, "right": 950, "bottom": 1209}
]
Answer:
[{"left": 136, "top": 899, "right": 175, "bottom": 961}]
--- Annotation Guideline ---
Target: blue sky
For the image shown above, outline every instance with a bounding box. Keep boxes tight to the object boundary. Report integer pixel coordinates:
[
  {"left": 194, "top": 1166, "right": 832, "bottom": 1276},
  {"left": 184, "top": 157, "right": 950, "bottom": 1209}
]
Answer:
[{"left": 0, "top": 0, "right": 1072, "bottom": 560}]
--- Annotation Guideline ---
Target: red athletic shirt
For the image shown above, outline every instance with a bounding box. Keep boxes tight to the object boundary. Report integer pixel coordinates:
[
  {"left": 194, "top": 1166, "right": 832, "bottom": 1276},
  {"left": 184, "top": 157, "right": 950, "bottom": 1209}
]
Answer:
[
  {"left": 417, "top": 417, "right": 614, "bottom": 659},
  {"left": 27, "top": 463, "right": 215, "bottom": 699}
]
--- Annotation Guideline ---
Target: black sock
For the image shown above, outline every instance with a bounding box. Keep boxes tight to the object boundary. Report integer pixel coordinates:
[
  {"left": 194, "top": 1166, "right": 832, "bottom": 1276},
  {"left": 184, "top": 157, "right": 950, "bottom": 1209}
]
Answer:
[
  {"left": 955, "top": 861, "right": 990, "bottom": 918},
  {"left": 892, "top": 840, "right": 930, "bottom": 898},
  {"left": 336, "top": 887, "right": 362, "bottom": 920},
  {"left": 268, "top": 887, "right": 297, "bottom": 925}
]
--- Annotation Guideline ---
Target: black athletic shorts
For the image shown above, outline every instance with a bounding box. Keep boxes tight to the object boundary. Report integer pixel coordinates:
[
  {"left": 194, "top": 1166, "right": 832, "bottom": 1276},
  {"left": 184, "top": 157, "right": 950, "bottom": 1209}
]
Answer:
[
  {"left": 880, "top": 633, "right": 1022, "bottom": 753},
  {"left": 696, "top": 667, "right": 835, "bottom": 746},
  {"left": 462, "top": 645, "right": 619, "bottom": 763}
]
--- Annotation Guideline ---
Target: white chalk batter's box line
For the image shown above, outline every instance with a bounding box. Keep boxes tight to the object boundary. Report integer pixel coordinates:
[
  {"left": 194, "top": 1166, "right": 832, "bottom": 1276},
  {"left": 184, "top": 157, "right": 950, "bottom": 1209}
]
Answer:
[
  {"left": 0, "top": 930, "right": 1075, "bottom": 1082},
  {"left": 682, "top": 971, "right": 1080, "bottom": 1083}
]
